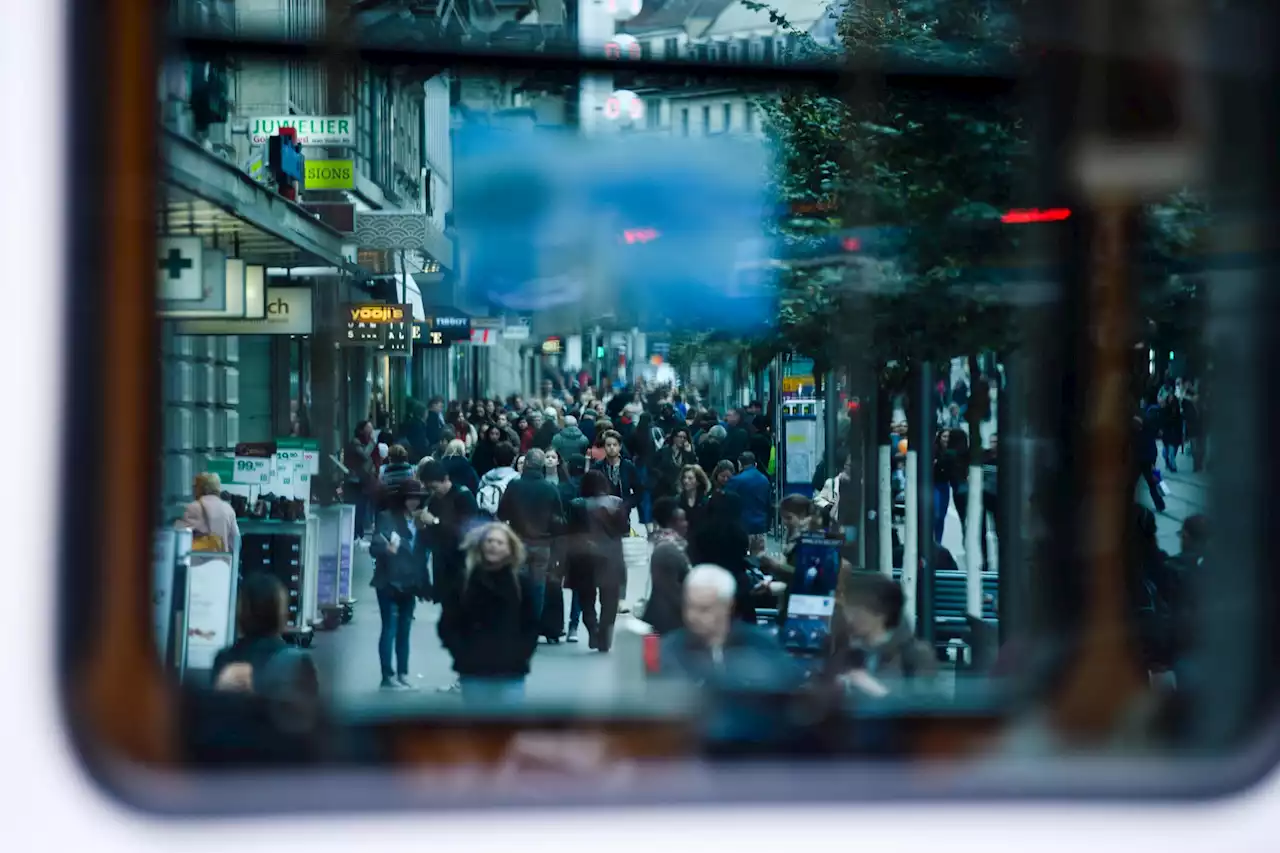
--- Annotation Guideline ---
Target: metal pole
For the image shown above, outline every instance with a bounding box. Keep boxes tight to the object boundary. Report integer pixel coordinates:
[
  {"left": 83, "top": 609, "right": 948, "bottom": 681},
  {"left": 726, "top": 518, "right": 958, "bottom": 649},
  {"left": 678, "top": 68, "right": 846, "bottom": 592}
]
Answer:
[
  {"left": 876, "top": 381, "right": 893, "bottom": 575},
  {"left": 862, "top": 361, "right": 880, "bottom": 573},
  {"left": 914, "top": 360, "right": 935, "bottom": 645}
]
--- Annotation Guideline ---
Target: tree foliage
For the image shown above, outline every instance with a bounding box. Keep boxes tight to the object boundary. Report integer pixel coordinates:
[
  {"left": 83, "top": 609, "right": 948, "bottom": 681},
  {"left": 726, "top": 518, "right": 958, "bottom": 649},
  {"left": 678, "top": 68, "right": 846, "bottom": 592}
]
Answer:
[
  {"left": 731, "top": 0, "right": 1033, "bottom": 376},
  {"left": 669, "top": 0, "right": 1208, "bottom": 383}
]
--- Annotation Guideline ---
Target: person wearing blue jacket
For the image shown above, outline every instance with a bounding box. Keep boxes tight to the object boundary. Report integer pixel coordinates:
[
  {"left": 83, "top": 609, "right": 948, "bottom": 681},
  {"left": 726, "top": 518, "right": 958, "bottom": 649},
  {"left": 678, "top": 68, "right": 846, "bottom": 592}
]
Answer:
[{"left": 724, "top": 451, "right": 771, "bottom": 536}]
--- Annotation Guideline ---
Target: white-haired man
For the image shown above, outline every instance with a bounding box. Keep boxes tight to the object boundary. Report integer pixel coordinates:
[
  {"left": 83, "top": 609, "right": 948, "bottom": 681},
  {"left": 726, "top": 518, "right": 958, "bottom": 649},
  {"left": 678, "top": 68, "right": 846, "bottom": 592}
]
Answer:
[{"left": 659, "top": 564, "right": 801, "bottom": 689}]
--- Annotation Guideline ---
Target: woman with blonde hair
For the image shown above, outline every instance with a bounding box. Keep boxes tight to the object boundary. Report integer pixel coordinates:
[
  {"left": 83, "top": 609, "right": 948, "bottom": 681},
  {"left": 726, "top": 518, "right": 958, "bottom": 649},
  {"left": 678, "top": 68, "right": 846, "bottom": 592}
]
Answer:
[
  {"left": 178, "top": 472, "right": 240, "bottom": 554},
  {"left": 437, "top": 522, "right": 540, "bottom": 703},
  {"left": 439, "top": 437, "right": 479, "bottom": 493}
]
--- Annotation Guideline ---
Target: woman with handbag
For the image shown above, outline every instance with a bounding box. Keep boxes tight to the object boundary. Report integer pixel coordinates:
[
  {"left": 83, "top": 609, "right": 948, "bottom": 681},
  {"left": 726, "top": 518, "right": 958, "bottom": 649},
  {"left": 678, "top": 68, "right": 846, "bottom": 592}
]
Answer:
[{"left": 178, "top": 472, "right": 240, "bottom": 554}]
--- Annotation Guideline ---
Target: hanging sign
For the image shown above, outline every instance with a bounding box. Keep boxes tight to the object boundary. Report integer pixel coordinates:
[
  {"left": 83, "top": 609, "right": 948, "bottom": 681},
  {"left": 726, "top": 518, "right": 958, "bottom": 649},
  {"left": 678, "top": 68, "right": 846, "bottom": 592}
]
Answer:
[
  {"left": 413, "top": 324, "right": 449, "bottom": 347},
  {"left": 343, "top": 302, "right": 412, "bottom": 346},
  {"left": 424, "top": 310, "right": 472, "bottom": 341},
  {"left": 304, "top": 159, "right": 355, "bottom": 190}
]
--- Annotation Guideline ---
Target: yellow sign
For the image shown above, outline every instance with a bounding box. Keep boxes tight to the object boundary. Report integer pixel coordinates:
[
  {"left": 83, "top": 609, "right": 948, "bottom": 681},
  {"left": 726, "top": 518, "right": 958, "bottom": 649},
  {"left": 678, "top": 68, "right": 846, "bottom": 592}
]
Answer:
[
  {"left": 349, "top": 304, "right": 405, "bottom": 324},
  {"left": 305, "top": 159, "right": 355, "bottom": 190},
  {"left": 782, "top": 375, "right": 814, "bottom": 392}
]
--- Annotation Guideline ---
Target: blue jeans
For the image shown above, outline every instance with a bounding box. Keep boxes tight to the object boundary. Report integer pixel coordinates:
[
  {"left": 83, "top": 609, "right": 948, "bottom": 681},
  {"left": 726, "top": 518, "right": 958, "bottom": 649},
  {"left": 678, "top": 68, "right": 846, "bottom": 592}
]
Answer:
[
  {"left": 460, "top": 676, "right": 526, "bottom": 705},
  {"left": 933, "top": 481, "right": 951, "bottom": 543},
  {"left": 568, "top": 590, "right": 582, "bottom": 633},
  {"left": 1162, "top": 442, "right": 1179, "bottom": 470},
  {"left": 522, "top": 572, "right": 547, "bottom": 624},
  {"left": 376, "top": 587, "right": 416, "bottom": 679}
]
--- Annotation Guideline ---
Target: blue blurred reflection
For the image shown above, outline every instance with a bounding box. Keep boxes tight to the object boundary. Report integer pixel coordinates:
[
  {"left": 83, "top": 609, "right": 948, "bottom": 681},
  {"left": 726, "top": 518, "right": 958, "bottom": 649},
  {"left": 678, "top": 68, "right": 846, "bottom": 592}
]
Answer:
[{"left": 453, "top": 125, "right": 778, "bottom": 332}]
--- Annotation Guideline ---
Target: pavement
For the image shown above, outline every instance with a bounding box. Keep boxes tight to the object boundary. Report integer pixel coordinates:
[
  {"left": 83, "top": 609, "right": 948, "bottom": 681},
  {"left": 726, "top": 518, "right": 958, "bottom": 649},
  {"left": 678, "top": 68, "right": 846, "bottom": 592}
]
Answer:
[
  {"left": 1137, "top": 444, "right": 1207, "bottom": 555},
  {"left": 314, "top": 536, "right": 656, "bottom": 706}
]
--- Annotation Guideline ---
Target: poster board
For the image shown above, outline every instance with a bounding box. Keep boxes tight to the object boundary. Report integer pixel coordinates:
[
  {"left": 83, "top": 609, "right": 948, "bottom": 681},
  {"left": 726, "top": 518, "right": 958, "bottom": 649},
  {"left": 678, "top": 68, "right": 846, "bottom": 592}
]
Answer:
[
  {"left": 152, "top": 527, "right": 192, "bottom": 670},
  {"left": 315, "top": 506, "right": 342, "bottom": 610},
  {"left": 779, "top": 534, "right": 842, "bottom": 654},
  {"left": 337, "top": 503, "right": 356, "bottom": 602},
  {"left": 181, "top": 550, "right": 239, "bottom": 674}
]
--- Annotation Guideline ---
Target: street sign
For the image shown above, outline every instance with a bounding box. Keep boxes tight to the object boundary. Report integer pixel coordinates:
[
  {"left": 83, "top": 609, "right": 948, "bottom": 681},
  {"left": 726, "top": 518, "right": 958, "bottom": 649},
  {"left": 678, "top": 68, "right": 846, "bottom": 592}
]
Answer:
[
  {"left": 157, "top": 236, "right": 203, "bottom": 300},
  {"left": 249, "top": 116, "right": 355, "bottom": 146},
  {"left": 304, "top": 159, "right": 355, "bottom": 190}
]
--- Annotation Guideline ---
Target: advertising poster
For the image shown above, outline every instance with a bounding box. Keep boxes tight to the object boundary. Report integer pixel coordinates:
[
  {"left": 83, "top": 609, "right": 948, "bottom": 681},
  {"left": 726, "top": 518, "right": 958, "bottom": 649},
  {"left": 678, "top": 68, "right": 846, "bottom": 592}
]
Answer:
[
  {"left": 152, "top": 530, "right": 177, "bottom": 667},
  {"left": 780, "top": 535, "right": 843, "bottom": 654},
  {"left": 337, "top": 503, "right": 356, "bottom": 601},
  {"left": 183, "top": 553, "right": 237, "bottom": 671},
  {"left": 316, "top": 507, "right": 341, "bottom": 609}
]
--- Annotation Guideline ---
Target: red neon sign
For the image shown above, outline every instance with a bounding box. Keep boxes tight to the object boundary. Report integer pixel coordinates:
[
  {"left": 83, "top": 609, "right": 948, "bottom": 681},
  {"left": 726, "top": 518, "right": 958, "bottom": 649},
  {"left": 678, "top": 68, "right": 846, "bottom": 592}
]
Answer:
[
  {"left": 622, "top": 228, "right": 660, "bottom": 244},
  {"left": 841, "top": 236, "right": 862, "bottom": 251},
  {"left": 1001, "top": 207, "right": 1072, "bottom": 224}
]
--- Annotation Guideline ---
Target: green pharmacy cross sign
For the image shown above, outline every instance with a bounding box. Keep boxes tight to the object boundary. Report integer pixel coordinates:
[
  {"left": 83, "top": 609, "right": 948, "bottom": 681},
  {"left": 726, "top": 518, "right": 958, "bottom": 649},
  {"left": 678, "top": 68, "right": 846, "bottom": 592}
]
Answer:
[{"left": 159, "top": 247, "right": 193, "bottom": 280}]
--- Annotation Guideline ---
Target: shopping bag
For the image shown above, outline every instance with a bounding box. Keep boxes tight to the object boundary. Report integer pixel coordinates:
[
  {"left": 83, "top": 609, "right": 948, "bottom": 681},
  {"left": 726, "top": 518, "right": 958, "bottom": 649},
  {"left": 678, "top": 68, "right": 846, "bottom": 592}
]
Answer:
[
  {"left": 611, "top": 615, "right": 655, "bottom": 685},
  {"left": 1153, "top": 468, "right": 1171, "bottom": 496}
]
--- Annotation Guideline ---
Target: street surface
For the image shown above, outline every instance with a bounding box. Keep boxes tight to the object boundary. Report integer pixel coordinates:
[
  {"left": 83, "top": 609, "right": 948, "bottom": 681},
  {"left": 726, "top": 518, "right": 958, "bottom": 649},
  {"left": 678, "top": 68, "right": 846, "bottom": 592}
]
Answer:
[{"left": 315, "top": 534, "right": 655, "bottom": 704}]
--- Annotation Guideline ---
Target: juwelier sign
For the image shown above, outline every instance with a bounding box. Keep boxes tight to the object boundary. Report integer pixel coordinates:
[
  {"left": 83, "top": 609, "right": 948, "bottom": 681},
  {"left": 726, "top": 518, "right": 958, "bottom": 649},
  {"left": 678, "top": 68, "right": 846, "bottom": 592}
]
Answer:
[{"left": 249, "top": 116, "right": 356, "bottom": 146}]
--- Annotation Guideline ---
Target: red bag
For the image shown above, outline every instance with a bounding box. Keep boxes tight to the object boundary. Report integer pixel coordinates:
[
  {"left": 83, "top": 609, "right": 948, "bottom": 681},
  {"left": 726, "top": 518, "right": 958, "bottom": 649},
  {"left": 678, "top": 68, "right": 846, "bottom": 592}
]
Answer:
[{"left": 643, "top": 633, "right": 661, "bottom": 675}]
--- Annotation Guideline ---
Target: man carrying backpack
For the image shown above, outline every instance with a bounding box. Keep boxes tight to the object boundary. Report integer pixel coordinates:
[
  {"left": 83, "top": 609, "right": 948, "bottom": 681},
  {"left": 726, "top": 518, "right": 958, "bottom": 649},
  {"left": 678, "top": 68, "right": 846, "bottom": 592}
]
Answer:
[{"left": 476, "top": 441, "right": 520, "bottom": 519}]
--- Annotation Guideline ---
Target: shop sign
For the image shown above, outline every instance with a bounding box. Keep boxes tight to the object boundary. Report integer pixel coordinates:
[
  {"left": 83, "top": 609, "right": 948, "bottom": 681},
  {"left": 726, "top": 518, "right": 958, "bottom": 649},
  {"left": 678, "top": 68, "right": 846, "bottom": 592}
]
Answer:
[
  {"left": 470, "top": 328, "right": 498, "bottom": 346},
  {"left": 424, "top": 311, "right": 471, "bottom": 341},
  {"left": 175, "top": 287, "right": 312, "bottom": 336},
  {"left": 782, "top": 375, "right": 815, "bottom": 393},
  {"left": 412, "top": 324, "right": 450, "bottom": 347},
  {"left": 343, "top": 302, "right": 409, "bottom": 346},
  {"left": 249, "top": 115, "right": 356, "bottom": 146},
  {"left": 378, "top": 321, "right": 413, "bottom": 357},
  {"left": 304, "top": 159, "right": 355, "bottom": 190},
  {"left": 541, "top": 336, "right": 564, "bottom": 355},
  {"left": 502, "top": 317, "right": 531, "bottom": 340}
]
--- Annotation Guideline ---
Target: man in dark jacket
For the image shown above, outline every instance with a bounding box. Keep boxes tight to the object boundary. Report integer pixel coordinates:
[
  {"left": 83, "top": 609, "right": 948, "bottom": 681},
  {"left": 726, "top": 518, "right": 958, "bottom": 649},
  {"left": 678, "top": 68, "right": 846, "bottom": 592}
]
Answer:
[
  {"left": 551, "top": 415, "right": 590, "bottom": 460},
  {"left": 418, "top": 460, "right": 478, "bottom": 605},
  {"left": 593, "top": 429, "right": 641, "bottom": 512},
  {"left": 725, "top": 451, "right": 771, "bottom": 536},
  {"left": 498, "top": 448, "right": 563, "bottom": 619}
]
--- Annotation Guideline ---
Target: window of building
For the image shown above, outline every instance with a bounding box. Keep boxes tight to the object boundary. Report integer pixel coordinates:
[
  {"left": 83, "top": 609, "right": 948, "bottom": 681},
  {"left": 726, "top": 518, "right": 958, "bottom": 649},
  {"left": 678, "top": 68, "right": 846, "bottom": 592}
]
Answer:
[
  {"left": 646, "top": 98, "right": 660, "bottom": 129},
  {"left": 723, "top": 102, "right": 732, "bottom": 133},
  {"left": 761, "top": 37, "right": 774, "bottom": 62},
  {"left": 701, "top": 105, "right": 710, "bottom": 134},
  {"left": 663, "top": 37, "right": 678, "bottom": 59},
  {"left": 696, "top": 43, "right": 709, "bottom": 61},
  {"left": 745, "top": 103, "right": 755, "bottom": 132},
  {"left": 641, "top": 41, "right": 652, "bottom": 60},
  {"left": 680, "top": 107, "right": 689, "bottom": 136}
]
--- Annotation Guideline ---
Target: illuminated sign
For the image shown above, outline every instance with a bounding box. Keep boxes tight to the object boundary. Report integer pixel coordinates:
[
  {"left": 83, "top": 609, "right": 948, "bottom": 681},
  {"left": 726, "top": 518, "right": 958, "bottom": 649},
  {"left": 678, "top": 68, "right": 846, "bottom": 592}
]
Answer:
[
  {"left": 1001, "top": 207, "right": 1072, "bottom": 224},
  {"left": 622, "top": 227, "right": 660, "bottom": 244},
  {"left": 542, "top": 337, "right": 564, "bottom": 355},
  {"left": 423, "top": 311, "right": 471, "bottom": 341},
  {"left": 344, "top": 303, "right": 411, "bottom": 346}
]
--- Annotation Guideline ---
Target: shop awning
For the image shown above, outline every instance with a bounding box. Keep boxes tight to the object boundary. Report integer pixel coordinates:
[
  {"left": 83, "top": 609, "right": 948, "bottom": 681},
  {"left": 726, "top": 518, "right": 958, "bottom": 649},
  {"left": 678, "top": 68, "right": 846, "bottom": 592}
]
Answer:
[{"left": 161, "top": 130, "right": 363, "bottom": 272}]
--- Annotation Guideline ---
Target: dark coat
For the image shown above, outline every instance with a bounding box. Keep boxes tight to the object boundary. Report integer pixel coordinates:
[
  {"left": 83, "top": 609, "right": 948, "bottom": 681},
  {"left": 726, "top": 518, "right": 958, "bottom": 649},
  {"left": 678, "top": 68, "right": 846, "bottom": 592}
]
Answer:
[{"left": 437, "top": 568, "right": 540, "bottom": 677}]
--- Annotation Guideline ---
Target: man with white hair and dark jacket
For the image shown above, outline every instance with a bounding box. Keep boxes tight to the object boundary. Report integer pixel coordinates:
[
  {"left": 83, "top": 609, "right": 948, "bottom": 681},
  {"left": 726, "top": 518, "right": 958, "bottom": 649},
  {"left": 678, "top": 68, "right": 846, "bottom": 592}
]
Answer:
[{"left": 660, "top": 564, "right": 801, "bottom": 689}]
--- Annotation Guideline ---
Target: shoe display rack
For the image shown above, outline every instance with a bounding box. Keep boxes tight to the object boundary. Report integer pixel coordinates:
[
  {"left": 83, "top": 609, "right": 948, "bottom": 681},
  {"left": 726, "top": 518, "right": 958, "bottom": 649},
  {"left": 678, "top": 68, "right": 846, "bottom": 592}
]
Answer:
[{"left": 238, "top": 515, "right": 319, "bottom": 647}]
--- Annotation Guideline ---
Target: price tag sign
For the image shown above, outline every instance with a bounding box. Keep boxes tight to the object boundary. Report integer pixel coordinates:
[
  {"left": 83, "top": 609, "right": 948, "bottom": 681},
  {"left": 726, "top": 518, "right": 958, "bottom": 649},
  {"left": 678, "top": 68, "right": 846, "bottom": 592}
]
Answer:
[
  {"left": 233, "top": 456, "right": 271, "bottom": 485},
  {"left": 302, "top": 450, "right": 319, "bottom": 475},
  {"left": 276, "top": 449, "right": 304, "bottom": 465}
]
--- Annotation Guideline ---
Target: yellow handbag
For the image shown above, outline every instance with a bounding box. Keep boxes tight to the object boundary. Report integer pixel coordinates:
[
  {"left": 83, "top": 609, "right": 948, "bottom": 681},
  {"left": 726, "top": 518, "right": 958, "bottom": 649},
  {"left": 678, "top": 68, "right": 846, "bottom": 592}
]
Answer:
[{"left": 191, "top": 498, "right": 226, "bottom": 552}]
